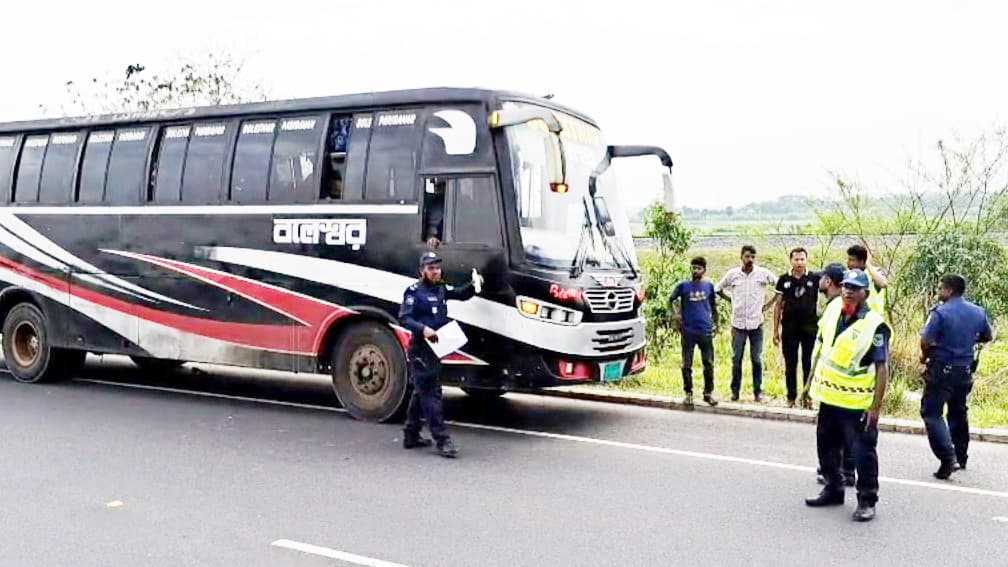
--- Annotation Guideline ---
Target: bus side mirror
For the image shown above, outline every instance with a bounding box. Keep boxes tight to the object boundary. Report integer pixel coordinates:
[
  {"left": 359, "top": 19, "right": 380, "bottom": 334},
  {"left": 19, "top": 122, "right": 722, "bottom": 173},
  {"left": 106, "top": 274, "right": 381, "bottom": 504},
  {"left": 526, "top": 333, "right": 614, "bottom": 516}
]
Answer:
[
  {"left": 593, "top": 196, "right": 617, "bottom": 237},
  {"left": 662, "top": 171, "right": 677, "bottom": 213},
  {"left": 544, "top": 135, "right": 567, "bottom": 192},
  {"left": 490, "top": 108, "right": 568, "bottom": 191}
]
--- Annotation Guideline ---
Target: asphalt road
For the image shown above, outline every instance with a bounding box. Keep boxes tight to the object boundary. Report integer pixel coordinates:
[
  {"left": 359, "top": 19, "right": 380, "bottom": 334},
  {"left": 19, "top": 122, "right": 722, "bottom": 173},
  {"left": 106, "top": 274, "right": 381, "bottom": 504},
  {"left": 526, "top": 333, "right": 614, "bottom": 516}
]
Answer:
[{"left": 1, "top": 356, "right": 1006, "bottom": 567}]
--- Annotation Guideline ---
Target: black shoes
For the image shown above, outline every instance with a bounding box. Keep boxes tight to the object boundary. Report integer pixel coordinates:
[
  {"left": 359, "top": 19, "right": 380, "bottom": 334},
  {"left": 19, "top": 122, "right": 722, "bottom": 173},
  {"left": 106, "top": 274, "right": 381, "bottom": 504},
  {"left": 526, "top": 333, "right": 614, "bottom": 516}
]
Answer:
[
  {"left": 852, "top": 504, "right": 876, "bottom": 522},
  {"left": 805, "top": 489, "right": 844, "bottom": 507},
  {"left": 404, "top": 430, "right": 458, "bottom": 458},
  {"left": 934, "top": 460, "right": 956, "bottom": 480},
  {"left": 703, "top": 393, "right": 719, "bottom": 407},
  {"left": 730, "top": 391, "right": 740, "bottom": 402},
  {"left": 437, "top": 439, "right": 459, "bottom": 458},
  {"left": 403, "top": 433, "right": 433, "bottom": 449},
  {"left": 806, "top": 487, "right": 876, "bottom": 522}
]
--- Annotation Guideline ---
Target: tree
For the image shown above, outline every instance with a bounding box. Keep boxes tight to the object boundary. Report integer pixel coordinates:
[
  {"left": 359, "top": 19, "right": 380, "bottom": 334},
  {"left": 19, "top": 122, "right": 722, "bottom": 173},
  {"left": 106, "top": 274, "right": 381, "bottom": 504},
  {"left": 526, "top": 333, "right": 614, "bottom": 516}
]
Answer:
[
  {"left": 41, "top": 52, "right": 269, "bottom": 117},
  {"left": 641, "top": 203, "right": 693, "bottom": 350}
]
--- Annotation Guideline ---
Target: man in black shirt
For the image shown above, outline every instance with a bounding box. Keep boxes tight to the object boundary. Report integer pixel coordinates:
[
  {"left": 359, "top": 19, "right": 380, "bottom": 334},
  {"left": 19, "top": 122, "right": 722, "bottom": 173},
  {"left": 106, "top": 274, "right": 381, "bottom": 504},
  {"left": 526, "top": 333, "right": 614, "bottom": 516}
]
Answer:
[{"left": 773, "top": 247, "right": 821, "bottom": 407}]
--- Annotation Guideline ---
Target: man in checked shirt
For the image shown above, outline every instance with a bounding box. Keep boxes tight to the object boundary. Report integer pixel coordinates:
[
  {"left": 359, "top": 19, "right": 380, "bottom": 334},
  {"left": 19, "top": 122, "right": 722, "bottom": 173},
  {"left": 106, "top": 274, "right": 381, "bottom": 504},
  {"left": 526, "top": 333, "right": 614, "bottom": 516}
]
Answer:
[{"left": 716, "top": 245, "right": 778, "bottom": 402}]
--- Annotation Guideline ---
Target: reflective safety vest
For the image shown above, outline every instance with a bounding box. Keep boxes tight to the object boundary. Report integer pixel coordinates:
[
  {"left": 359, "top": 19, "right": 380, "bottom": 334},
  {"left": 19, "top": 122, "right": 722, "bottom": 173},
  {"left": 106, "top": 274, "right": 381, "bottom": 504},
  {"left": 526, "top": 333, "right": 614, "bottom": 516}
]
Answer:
[
  {"left": 810, "top": 303, "right": 887, "bottom": 410},
  {"left": 866, "top": 285, "right": 887, "bottom": 317}
]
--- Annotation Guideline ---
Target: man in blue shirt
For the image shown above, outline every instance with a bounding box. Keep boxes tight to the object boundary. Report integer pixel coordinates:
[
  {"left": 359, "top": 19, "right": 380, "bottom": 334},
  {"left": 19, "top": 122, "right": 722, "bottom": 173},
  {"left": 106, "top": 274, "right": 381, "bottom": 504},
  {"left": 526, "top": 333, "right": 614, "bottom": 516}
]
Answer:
[
  {"left": 920, "top": 274, "right": 994, "bottom": 479},
  {"left": 670, "top": 257, "right": 719, "bottom": 407}
]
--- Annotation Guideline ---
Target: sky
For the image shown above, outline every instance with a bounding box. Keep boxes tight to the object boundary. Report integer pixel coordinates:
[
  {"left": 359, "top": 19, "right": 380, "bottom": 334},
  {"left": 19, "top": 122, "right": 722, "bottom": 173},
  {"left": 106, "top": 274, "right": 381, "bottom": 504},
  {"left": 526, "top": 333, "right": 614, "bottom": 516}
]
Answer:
[{"left": 2, "top": 0, "right": 1005, "bottom": 211}]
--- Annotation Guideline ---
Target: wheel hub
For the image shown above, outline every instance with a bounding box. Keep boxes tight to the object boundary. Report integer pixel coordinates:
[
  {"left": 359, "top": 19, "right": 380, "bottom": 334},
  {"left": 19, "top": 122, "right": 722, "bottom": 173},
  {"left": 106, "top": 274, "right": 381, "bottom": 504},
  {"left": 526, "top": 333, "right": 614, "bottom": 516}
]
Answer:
[
  {"left": 348, "top": 345, "right": 389, "bottom": 397},
  {"left": 12, "top": 321, "right": 41, "bottom": 368}
]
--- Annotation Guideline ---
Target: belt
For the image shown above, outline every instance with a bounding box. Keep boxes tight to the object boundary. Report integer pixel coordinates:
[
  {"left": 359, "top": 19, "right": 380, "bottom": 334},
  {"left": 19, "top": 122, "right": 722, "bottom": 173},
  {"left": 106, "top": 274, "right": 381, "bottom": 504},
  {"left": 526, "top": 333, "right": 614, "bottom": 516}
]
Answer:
[{"left": 927, "top": 362, "right": 972, "bottom": 373}]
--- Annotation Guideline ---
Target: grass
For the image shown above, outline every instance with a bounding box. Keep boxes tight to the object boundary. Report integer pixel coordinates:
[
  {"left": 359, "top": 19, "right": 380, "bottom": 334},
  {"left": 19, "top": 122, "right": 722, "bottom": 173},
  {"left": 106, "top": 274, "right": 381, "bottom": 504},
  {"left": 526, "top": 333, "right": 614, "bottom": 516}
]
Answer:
[{"left": 616, "top": 246, "right": 1008, "bottom": 429}]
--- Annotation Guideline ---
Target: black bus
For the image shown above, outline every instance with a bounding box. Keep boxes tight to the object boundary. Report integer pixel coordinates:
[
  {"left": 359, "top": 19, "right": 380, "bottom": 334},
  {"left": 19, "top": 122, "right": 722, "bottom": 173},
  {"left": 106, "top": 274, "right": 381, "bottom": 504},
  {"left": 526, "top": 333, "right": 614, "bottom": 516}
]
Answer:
[{"left": 0, "top": 88, "right": 675, "bottom": 421}]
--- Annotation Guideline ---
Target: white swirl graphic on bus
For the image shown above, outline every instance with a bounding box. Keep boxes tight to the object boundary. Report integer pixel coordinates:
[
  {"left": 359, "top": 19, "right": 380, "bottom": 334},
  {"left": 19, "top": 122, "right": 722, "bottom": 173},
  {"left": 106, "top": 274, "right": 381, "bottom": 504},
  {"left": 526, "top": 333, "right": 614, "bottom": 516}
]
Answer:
[{"left": 272, "top": 218, "right": 367, "bottom": 250}]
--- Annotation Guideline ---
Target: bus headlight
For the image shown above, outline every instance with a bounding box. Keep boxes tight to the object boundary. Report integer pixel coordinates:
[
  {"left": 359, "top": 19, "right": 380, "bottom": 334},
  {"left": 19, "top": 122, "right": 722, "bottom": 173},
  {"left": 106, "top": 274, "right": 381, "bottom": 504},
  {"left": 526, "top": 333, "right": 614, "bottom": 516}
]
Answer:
[{"left": 515, "top": 296, "right": 583, "bottom": 326}]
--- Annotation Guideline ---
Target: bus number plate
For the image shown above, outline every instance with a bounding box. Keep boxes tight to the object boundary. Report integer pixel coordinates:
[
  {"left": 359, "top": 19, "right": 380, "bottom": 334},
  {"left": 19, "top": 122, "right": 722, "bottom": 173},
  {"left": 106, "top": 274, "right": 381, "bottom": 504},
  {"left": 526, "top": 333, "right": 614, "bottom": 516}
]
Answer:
[{"left": 601, "top": 361, "right": 624, "bottom": 382}]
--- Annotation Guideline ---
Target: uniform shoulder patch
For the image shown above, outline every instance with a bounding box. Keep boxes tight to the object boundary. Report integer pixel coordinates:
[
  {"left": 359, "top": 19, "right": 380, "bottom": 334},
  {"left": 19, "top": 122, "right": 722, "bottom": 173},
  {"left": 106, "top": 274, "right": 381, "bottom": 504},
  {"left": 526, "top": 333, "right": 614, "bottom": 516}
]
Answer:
[
  {"left": 405, "top": 295, "right": 415, "bottom": 305},
  {"left": 409, "top": 283, "right": 419, "bottom": 291},
  {"left": 873, "top": 333, "right": 884, "bottom": 347},
  {"left": 445, "top": 285, "right": 455, "bottom": 291}
]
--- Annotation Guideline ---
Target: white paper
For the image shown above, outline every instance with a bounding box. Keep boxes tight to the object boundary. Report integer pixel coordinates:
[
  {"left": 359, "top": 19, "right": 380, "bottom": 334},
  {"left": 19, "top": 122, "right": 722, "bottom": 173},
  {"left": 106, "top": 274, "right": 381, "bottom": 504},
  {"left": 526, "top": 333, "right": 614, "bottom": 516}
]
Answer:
[{"left": 426, "top": 320, "right": 468, "bottom": 359}]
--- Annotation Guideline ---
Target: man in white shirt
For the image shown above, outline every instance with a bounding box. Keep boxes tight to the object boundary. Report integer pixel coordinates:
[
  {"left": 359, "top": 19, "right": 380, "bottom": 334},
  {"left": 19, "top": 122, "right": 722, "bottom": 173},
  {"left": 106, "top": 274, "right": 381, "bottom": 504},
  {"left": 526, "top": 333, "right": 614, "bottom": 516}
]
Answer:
[{"left": 716, "top": 245, "right": 777, "bottom": 402}]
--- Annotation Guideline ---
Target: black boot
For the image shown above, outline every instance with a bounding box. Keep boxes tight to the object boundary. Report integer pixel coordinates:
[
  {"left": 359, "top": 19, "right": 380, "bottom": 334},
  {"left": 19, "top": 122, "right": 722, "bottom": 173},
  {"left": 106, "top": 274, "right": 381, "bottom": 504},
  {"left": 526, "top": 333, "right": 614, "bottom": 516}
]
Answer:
[
  {"left": 437, "top": 438, "right": 459, "bottom": 458},
  {"left": 403, "top": 431, "right": 433, "bottom": 450},
  {"left": 805, "top": 489, "right": 844, "bottom": 507},
  {"left": 852, "top": 503, "right": 876, "bottom": 522},
  {"left": 934, "top": 459, "right": 956, "bottom": 480}
]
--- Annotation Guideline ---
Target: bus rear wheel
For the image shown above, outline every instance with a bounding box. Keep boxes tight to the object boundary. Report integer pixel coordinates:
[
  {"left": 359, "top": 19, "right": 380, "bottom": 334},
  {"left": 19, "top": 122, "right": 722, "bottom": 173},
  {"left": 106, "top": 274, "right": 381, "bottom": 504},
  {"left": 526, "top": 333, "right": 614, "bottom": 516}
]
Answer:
[
  {"left": 2, "top": 302, "right": 74, "bottom": 383},
  {"left": 330, "top": 321, "right": 408, "bottom": 422}
]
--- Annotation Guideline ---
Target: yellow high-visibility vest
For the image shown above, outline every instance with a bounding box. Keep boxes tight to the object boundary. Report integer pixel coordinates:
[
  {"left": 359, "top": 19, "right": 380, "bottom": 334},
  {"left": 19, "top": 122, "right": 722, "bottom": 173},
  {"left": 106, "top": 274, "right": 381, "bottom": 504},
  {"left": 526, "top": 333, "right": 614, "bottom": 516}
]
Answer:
[
  {"left": 866, "top": 285, "right": 887, "bottom": 317},
  {"left": 810, "top": 304, "right": 887, "bottom": 410}
]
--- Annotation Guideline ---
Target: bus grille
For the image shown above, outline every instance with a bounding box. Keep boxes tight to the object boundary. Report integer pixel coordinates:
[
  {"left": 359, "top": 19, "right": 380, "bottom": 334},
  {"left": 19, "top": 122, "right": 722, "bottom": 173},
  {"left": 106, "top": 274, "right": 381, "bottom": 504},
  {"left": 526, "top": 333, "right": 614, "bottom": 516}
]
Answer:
[
  {"left": 584, "top": 288, "right": 635, "bottom": 314},
  {"left": 592, "top": 327, "right": 635, "bottom": 353}
]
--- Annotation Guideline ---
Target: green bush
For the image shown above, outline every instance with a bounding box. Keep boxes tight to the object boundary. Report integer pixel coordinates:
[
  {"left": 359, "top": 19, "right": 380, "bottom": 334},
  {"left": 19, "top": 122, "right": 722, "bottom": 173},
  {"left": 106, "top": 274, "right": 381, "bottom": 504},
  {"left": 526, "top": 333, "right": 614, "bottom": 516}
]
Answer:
[
  {"left": 901, "top": 231, "right": 1008, "bottom": 319},
  {"left": 641, "top": 203, "right": 692, "bottom": 351}
]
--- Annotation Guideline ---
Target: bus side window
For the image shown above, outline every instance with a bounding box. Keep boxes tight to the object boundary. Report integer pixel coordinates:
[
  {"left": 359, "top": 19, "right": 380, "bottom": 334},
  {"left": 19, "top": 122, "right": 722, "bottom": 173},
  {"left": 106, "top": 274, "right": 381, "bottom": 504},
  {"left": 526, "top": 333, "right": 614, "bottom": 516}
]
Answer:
[
  {"left": 422, "top": 177, "right": 446, "bottom": 244},
  {"left": 447, "top": 176, "right": 503, "bottom": 246},
  {"left": 13, "top": 135, "right": 48, "bottom": 204},
  {"left": 321, "top": 115, "right": 352, "bottom": 200},
  {"left": 182, "top": 122, "right": 229, "bottom": 204},
  {"left": 151, "top": 125, "right": 191, "bottom": 203},
  {"left": 78, "top": 131, "right": 114, "bottom": 203},
  {"left": 0, "top": 136, "right": 18, "bottom": 202},
  {"left": 231, "top": 120, "right": 275, "bottom": 203},
  {"left": 269, "top": 115, "right": 323, "bottom": 203},
  {"left": 38, "top": 132, "right": 82, "bottom": 204},
  {"left": 105, "top": 127, "right": 151, "bottom": 205},
  {"left": 365, "top": 109, "right": 420, "bottom": 203},
  {"left": 341, "top": 113, "right": 372, "bottom": 201}
]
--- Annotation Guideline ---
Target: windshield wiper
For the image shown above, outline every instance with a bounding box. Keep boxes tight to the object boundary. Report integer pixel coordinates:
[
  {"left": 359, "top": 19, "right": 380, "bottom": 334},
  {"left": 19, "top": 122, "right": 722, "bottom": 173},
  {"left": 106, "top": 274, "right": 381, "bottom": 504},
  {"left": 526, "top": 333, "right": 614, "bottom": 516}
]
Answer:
[
  {"left": 570, "top": 196, "right": 598, "bottom": 279},
  {"left": 570, "top": 195, "right": 628, "bottom": 279}
]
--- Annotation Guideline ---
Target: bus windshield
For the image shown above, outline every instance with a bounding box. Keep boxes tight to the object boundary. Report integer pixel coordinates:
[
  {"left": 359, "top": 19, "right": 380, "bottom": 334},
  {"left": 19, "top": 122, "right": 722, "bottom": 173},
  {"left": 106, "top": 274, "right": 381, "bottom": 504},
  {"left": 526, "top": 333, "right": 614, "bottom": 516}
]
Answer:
[{"left": 503, "top": 102, "right": 638, "bottom": 272}]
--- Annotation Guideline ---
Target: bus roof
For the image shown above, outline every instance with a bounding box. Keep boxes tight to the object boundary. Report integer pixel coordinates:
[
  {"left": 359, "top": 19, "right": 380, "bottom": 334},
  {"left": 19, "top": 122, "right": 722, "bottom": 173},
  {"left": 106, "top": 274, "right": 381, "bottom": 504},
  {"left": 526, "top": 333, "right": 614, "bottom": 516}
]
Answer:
[{"left": 0, "top": 87, "right": 598, "bottom": 134}]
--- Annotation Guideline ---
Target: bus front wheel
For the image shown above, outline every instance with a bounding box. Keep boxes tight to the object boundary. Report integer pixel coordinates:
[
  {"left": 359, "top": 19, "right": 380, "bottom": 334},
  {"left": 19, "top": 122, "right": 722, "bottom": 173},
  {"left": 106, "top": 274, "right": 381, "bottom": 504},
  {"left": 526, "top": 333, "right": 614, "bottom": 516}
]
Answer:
[
  {"left": 330, "top": 321, "right": 408, "bottom": 422},
  {"left": 2, "top": 302, "right": 75, "bottom": 383}
]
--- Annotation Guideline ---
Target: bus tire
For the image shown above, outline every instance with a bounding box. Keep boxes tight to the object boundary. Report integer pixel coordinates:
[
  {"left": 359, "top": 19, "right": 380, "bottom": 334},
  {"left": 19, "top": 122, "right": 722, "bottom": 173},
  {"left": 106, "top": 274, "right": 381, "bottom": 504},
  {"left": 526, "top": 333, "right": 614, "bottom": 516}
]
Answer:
[
  {"left": 130, "top": 356, "right": 185, "bottom": 373},
  {"left": 330, "top": 321, "right": 408, "bottom": 422},
  {"left": 2, "top": 302, "right": 69, "bottom": 383},
  {"left": 461, "top": 387, "right": 506, "bottom": 400}
]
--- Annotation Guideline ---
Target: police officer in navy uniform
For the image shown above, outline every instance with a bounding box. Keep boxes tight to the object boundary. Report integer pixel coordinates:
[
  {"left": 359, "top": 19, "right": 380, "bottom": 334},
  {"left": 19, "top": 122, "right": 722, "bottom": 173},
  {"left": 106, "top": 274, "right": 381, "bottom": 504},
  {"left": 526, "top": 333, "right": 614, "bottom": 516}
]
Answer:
[
  {"left": 920, "top": 274, "right": 994, "bottom": 479},
  {"left": 399, "top": 251, "right": 483, "bottom": 458}
]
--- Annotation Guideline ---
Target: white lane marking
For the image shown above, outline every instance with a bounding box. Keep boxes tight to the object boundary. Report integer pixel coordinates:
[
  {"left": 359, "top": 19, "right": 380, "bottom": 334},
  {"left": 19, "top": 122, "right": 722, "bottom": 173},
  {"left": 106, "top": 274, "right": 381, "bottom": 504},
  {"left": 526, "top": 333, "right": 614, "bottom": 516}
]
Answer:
[
  {"left": 271, "top": 539, "right": 411, "bottom": 567},
  {"left": 74, "top": 378, "right": 346, "bottom": 414},
  {"left": 994, "top": 516, "right": 1008, "bottom": 523},
  {"left": 71, "top": 378, "right": 1008, "bottom": 500}
]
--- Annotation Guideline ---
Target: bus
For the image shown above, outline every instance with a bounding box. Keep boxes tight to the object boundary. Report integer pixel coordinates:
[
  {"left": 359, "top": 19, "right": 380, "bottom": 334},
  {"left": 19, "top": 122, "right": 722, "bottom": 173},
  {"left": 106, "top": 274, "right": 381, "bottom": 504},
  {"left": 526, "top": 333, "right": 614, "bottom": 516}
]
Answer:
[{"left": 0, "top": 88, "right": 675, "bottom": 421}]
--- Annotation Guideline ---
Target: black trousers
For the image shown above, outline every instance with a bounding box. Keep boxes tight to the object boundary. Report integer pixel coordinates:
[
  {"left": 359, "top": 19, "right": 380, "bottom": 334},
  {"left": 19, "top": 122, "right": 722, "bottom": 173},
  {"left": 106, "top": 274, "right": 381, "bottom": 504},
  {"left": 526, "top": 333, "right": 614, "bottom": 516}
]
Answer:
[
  {"left": 782, "top": 326, "right": 816, "bottom": 401},
  {"left": 681, "top": 332, "right": 715, "bottom": 394},
  {"left": 817, "top": 403, "right": 879, "bottom": 505},
  {"left": 921, "top": 364, "right": 973, "bottom": 465},
  {"left": 404, "top": 350, "right": 449, "bottom": 442}
]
